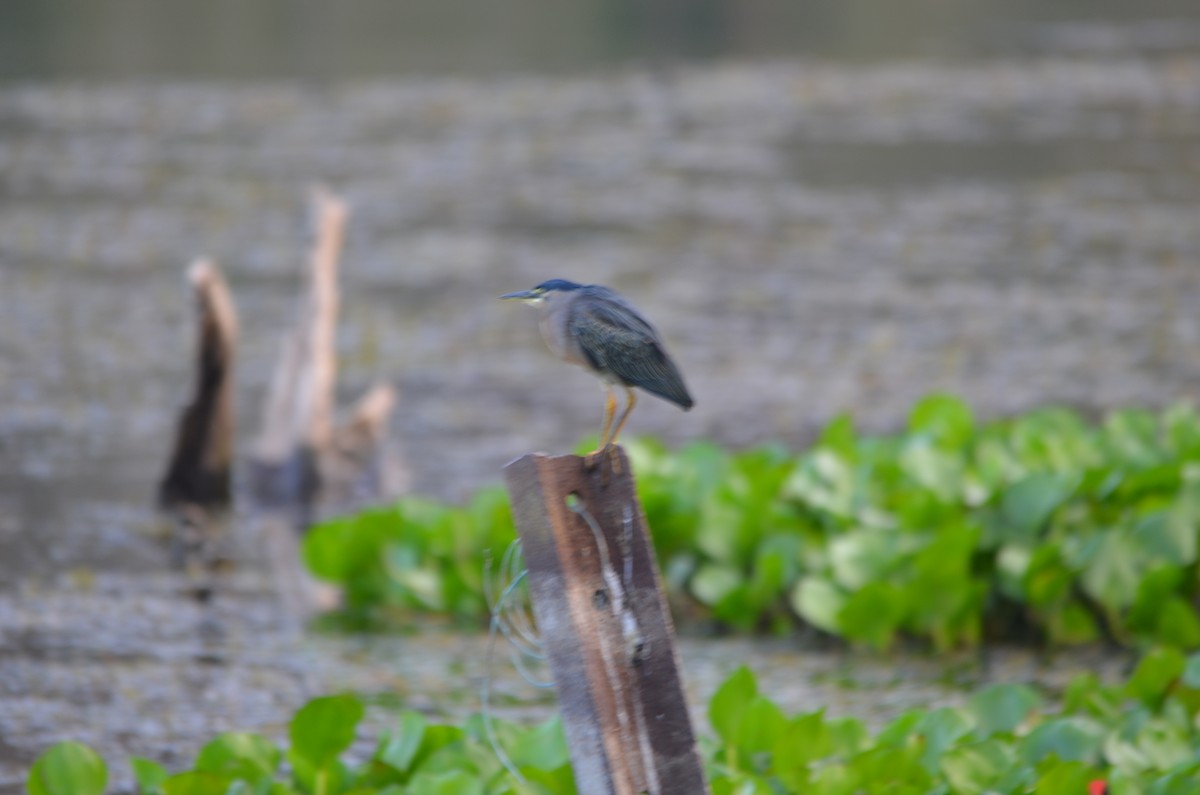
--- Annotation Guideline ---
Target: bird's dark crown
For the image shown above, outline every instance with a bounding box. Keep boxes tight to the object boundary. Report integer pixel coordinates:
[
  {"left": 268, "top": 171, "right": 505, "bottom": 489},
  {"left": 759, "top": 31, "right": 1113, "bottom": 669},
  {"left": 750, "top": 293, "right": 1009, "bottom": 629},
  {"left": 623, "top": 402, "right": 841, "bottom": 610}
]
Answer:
[{"left": 533, "top": 279, "right": 584, "bottom": 293}]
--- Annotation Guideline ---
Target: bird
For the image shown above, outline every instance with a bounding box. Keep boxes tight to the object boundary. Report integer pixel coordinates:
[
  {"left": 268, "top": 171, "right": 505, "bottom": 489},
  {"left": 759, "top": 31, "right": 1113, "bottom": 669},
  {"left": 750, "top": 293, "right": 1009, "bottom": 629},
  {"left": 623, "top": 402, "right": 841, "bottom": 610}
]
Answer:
[{"left": 500, "top": 279, "right": 693, "bottom": 459}]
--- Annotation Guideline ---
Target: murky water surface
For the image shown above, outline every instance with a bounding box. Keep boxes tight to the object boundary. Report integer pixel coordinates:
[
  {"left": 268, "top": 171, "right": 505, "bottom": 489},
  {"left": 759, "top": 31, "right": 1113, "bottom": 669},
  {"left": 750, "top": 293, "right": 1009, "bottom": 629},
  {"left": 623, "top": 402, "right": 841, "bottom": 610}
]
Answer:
[{"left": 2, "top": 4, "right": 1200, "bottom": 792}]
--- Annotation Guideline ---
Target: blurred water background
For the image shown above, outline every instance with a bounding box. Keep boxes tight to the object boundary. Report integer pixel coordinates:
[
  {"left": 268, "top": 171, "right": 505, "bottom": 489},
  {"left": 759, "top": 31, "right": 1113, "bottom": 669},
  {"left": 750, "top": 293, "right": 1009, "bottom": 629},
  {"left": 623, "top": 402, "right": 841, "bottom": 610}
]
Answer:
[{"left": 1, "top": 1, "right": 1199, "bottom": 791}]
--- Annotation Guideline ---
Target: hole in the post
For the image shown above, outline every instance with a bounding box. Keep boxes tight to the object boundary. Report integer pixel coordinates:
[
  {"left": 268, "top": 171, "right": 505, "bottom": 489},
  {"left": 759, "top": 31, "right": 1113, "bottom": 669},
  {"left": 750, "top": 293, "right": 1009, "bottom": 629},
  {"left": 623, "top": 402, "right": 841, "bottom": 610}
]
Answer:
[
  {"left": 565, "top": 492, "right": 582, "bottom": 511},
  {"left": 593, "top": 589, "right": 609, "bottom": 609}
]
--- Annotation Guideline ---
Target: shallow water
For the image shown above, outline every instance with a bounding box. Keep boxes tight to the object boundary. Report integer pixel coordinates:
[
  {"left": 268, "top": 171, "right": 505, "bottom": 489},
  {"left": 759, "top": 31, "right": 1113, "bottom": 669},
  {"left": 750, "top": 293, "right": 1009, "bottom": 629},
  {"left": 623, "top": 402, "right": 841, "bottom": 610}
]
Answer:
[{"left": 2, "top": 4, "right": 1199, "bottom": 792}]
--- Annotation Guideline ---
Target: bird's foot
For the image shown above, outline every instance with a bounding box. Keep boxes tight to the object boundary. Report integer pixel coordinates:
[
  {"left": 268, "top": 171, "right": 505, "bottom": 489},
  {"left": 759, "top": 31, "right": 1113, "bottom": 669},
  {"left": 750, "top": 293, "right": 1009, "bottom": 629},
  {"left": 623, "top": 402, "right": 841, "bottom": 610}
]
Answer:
[{"left": 583, "top": 445, "right": 622, "bottom": 476}]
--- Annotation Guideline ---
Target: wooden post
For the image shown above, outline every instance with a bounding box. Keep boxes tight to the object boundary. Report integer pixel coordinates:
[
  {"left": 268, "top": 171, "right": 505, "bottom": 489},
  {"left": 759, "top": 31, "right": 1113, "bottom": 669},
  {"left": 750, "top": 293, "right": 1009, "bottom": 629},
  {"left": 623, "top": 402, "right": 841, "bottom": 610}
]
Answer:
[{"left": 504, "top": 448, "right": 709, "bottom": 795}]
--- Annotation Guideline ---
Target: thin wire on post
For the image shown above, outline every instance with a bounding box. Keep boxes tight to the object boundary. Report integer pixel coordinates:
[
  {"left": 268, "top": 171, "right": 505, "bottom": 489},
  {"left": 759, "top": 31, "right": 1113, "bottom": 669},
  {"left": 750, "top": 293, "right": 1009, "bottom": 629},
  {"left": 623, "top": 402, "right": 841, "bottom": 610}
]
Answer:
[{"left": 482, "top": 539, "right": 552, "bottom": 784}]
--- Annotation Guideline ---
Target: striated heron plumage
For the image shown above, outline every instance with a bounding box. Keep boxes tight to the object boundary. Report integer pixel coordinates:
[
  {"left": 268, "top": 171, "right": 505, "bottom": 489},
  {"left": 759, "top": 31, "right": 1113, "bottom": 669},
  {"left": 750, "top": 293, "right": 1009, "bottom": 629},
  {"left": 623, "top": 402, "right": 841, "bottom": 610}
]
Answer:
[{"left": 500, "top": 279, "right": 693, "bottom": 455}]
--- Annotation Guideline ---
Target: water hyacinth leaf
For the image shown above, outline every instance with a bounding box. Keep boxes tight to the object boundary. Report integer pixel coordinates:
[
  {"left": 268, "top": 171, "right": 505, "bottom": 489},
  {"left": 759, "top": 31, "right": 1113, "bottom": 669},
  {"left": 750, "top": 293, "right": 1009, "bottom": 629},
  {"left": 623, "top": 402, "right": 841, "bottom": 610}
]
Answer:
[
  {"left": 1151, "top": 598, "right": 1200, "bottom": 648},
  {"left": 1104, "top": 409, "right": 1165, "bottom": 468},
  {"left": 405, "top": 770, "right": 484, "bottom": 795},
  {"left": 1183, "top": 653, "right": 1200, "bottom": 688},
  {"left": 160, "top": 772, "right": 234, "bottom": 795},
  {"left": 375, "top": 711, "right": 427, "bottom": 774},
  {"left": 915, "top": 708, "right": 974, "bottom": 772},
  {"left": 195, "top": 733, "right": 280, "bottom": 782},
  {"left": 826, "top": 716, "right": 870, "bottom": 758},
  {"left": 772, "top": 712, "right": 834, "bottom": 769},
  {"left": 1134, "top": 718, "right": 1195, "bottom": 770},
  {"left": 790, "top": 577, "right": 847, "bottom": 635},
  {"left": 819, "top": 412, "right": 858, "bottom": 460},
  {"left": 1081, "top": 529, "right": 1144, "bottom": 611},
  {"left": 690, "top": 563, "right": 743, "bottom": 607},
  {"left": 290, "top": 694, "right": 365, "bottom": 767},
  {"left": 785, "top": 449, "right": 857, "bottom": 518},
  {"left": 751, "top": 535, "right": 800, "bottom": 600},
  {"left": 733, "top": 696, "right": 788, "bottom": 755},
  {"left": 1164, "top": 402, "right": 1200, "bottom": 457},
  {"left": 967, "top": 683, "right": 1042, "bottom": 737},
  {"left": 1031, "top": 760, "right": 1098, "bottom": 795},
  {"left": 838, "top": 581, "right": 904, "bottom": 650},
  {"left": 939, "top": 739, "right": 1014, "bottom": 795},
  {"left": 386, "top": 545, "right": 446, "bottom": 610},
  {"left": 28, "top": 741, "right": 107, "bottom": 795},
  {"left": 828, "top": 530, "right": 903, "bottom": 591},
  {"left": 507, "top": 717, "right": 569, "bottom": 771},
  {"left": 1126, "top": 647, "right": 1186, "bottom": 707},
  {"left": 900, "top": 439, "right": 963, "bottom": 503},
  {"left": 130, "top": 757, "right": 169, "bottom": 794},
  {"left": 1000, "top": 474, "right": 1075, "bottom": 542},
  {"left": 909, "top": 393, "right": 975, "bottom": 449},
  {"left": 1019, "top": 717, "right": 1106, "bottom": 765},
  {"left": 709, "top": 666, "right": 757, "bottom": 744}
]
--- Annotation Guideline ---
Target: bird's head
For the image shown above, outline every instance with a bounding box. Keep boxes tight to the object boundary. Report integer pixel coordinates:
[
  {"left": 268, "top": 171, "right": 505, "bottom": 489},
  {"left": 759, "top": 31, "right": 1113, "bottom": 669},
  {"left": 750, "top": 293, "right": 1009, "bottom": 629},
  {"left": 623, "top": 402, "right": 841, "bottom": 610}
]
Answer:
[{"left": 499, "top": 279, "right": 584, "bottom": 306}]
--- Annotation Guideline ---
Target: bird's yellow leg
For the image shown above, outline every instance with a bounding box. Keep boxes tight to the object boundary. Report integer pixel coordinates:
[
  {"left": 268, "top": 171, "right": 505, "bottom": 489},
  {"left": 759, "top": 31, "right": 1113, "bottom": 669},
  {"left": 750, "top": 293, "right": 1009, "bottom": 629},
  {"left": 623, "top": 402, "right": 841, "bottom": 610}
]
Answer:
[
  {"left": 586, "top": 387, "right": 618, "bottom": 467},
  {"left": 598, "top": 388, "right": 637, "bottom": 475},
  {"left": 607, "top": 387, "right": 637, "bottom": 449}
]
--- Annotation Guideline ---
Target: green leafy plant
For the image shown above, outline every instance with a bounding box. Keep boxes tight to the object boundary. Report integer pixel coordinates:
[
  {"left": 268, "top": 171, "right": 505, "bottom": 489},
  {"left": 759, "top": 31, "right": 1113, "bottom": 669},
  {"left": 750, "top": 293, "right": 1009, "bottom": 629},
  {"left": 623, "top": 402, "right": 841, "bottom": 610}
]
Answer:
[
  {"left": 303, "top": 396, "right": 1200, "bottom": 650},
  {"left": 30, "top": 647, "right": 1200, "bottom": 794}
]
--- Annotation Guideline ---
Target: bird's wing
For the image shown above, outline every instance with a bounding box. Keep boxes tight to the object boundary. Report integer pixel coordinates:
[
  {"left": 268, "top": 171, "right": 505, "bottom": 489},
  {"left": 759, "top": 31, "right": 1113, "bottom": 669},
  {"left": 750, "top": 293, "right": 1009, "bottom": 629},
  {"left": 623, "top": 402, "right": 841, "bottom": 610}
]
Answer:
[{"left": 568, "top": 294, "right": 693, "bottom": 408}]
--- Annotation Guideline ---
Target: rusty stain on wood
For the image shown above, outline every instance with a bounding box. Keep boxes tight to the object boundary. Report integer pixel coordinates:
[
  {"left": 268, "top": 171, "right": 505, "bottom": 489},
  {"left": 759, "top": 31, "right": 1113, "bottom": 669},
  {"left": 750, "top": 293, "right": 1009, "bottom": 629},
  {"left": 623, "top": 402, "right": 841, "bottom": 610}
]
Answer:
[{"left": 504, "top": 447, "right": 709, "bottom": 795}]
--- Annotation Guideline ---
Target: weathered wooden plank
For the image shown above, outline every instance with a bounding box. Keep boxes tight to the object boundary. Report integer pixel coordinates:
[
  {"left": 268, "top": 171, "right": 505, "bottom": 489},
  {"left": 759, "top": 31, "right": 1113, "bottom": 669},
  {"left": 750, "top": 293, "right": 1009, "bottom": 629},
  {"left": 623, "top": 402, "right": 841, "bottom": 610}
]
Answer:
[{"left": 504, "top": 448, "right": 709, "bottom": 795}]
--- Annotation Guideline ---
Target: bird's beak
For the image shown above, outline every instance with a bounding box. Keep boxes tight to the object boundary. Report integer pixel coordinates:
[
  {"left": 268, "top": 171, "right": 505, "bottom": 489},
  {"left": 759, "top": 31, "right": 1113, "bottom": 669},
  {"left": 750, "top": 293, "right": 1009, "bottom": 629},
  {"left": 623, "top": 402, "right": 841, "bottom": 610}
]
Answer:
[{"left": 499, "top": 290, "right": 538, "bottom": 301}]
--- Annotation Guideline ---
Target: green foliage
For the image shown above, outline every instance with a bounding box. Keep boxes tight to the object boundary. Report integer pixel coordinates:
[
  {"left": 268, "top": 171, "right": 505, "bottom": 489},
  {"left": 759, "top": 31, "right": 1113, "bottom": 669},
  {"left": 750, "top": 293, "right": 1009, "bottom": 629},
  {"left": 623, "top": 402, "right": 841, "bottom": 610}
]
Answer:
[
  {"left": 26, "top": 741, "right": 106, "bottom": 795},
  {"left": 304, "top": 397, "right": 1200, "bottom": 650},
  {"left": 27, "top": 647, "right": 1200, "bottom": 794}
]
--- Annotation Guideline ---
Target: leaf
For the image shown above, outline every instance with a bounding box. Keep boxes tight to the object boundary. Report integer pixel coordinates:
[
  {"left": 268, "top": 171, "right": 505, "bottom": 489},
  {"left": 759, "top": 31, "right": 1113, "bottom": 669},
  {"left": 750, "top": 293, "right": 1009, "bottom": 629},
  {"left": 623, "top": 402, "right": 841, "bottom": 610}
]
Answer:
[
  {"left": 772, "top": 712, "right": 833, "bottom": 769},
  {"left": 909, "top": 393, "right": 975, "bottom": 449},
  {"left": 828, "top": 530, "right": 903, "bottom": 591},
  {"left": 837, "top": 581, "right": 904, "bottom": 650},
  {"left": 1125, "top": 647, "right": 1186, "bottom": 707},
  {"left": 939, "top": 739, "right": 1014, "bottom": 795},
  {"left": 161, "top": 772, "right": 234, "bottom": 795},
  {"left": 1032, "top": 760, "right": 1098, "bottom": 795},
  {"left": 999, "top": 474, "right": 1075, "bottom": 542},
  {"left": 1183, "top": 653, "right": 1200, "bottom": 689},
  {"left": 376, "top": 711, "right": 427, "bottom": 774},
  {"left": 790, "top": 577, "right": 847, "bottom": 635},
  {"left": 819, "top": 413, "right": 858, "bottom": 460},
  {"left": 709, "top": 666, "right": 757, "bottom": 744},
  {"left": 400, "top": 770, "right": 484, "bottom": 795},
  {"left": 27, "top": 742, "right": 107, "bottom": 795},
  {"left": 1019, "top": 717, "right": 1106, "bottom": 765},
  {"left": 900, "top": 439, "right": 963, "bottom": 503},
  {"left": 967, "top": 683, "right": 1043, "bottom": 736},
  {"left": 507, "top": 717, "right": 569, "bottom": 771},
  {"left": 915, "top": 708, "right": 973, "bottom": 771},
  {"left": 1081, "top": 529, "right": 1144, "bottom": 611},
  {"left": 195, "top": 733, "right": 280, "bottom": 783},
  {"left": 130, "top": 757, "right": 169, "bottom": 795},
  {"left": 289, "top": 694, "right": 365, "bottom": 767},
  {"left": 1104, "top": 409, "right": 1165, "bottom": 467},
  {"left": 733, "top": 697, "right": 788, "bottom": 755},
  {"left": 690, "top": 563, "right": 744, "bottom": 607}
]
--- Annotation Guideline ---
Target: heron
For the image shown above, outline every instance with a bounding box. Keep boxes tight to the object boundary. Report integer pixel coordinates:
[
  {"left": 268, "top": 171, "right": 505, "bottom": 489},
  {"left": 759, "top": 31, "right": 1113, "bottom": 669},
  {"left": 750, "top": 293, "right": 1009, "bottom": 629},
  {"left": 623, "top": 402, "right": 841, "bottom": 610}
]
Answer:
[{"left": 500, "top": 279, "right": 693, "bottom": 458}]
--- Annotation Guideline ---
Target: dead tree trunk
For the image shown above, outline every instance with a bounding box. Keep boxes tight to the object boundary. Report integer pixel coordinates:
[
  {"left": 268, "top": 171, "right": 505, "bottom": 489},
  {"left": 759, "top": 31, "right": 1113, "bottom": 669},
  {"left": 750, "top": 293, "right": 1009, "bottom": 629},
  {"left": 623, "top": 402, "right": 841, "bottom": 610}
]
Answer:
[
  {"left": 159, "top": 259, "right": 237, "bottom": 510},
  {"left": 505, "top": 449, "right": 709, "bottom": 795},
  {"left": 249, "top": 188, "right": 403, "bottom": 625},
  {"left": 159, "top": 260, "right": 238, "bottom": 579}
]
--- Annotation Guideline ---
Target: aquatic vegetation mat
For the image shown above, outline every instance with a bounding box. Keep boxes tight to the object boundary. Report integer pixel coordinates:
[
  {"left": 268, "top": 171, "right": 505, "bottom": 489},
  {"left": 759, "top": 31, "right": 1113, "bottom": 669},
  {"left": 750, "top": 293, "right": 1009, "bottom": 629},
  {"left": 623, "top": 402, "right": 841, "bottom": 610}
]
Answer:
[
  {"left": 304, "top": 395, "right": 1200, "bottom": 651},
  {"left": 27, "top": 646, "right": 1200, "bottom": 794}
]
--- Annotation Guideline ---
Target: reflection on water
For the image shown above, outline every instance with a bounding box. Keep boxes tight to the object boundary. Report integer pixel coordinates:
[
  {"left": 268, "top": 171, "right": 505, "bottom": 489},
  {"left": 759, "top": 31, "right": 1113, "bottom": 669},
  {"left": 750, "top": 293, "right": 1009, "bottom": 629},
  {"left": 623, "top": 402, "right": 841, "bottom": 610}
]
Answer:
[{"left": 2, "top": 0, "right": 1200, "bottom": 79}]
